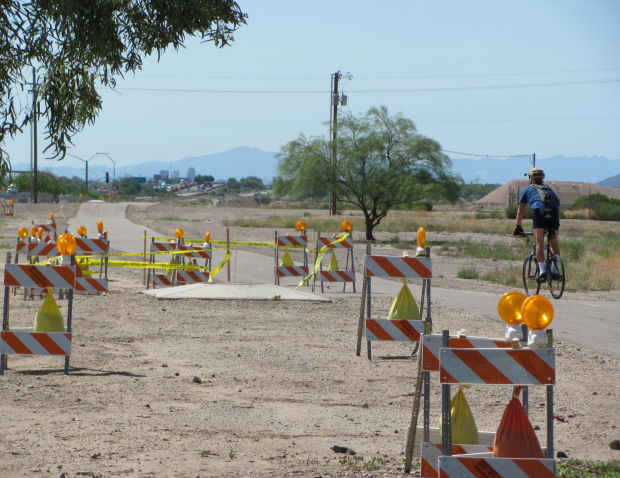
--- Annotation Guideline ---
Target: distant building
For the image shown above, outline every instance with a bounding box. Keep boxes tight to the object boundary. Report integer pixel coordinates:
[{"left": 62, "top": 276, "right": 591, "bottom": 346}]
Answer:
[
  {"left": 187, "top": 167, "right": 196, "bottom": 180},
  {"left": 172, "top": 170, "right": 179, "bottom": 179},
  {"left": 159, "top": 170, "right": 169, "bottom": 179}
]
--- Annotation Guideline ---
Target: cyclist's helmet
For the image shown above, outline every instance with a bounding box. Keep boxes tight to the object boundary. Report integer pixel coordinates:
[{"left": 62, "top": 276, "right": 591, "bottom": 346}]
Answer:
[{"left": 528, "top": 168, "right": 545, "bottom": 181}]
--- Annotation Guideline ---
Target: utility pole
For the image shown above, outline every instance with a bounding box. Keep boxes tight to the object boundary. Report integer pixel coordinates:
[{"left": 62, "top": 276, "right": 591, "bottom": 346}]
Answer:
[
  {"left": 532, "top": 153, "right": 536, "bottom": 168},
  {"left": 32, "top": 68, "right": 39, "bottom": 203},
  {"left": 329, "top": 71, "right": 351, "bottom": 216},
  {"left": 329, "top": 71, "right": 340, "bottom": 216}
]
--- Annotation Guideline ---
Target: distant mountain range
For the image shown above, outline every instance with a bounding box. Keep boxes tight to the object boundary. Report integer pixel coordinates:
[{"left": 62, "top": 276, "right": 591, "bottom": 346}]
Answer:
[
  {"left": 449, "top": 154, "right": 619, "bottom": 185},
  {"left": 13, "top": 146, "right": 280, "bottom": 183},
  {"left": 12, "top": 147, "right": 620, "bottom": 186},
  {"left": 597, "top": 173, "right": 620, "bottom": 188}
]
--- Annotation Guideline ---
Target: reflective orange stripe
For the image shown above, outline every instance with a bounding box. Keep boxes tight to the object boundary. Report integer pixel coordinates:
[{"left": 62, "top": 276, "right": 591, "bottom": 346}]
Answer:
[{"left": 452, "top": 349, "right": 512, "bottom": 384}]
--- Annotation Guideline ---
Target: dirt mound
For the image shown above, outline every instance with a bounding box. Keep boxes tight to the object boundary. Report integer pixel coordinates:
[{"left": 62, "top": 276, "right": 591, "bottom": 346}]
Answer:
[{"left": 477, "top": 180, "right": 620, "bottom": 206}]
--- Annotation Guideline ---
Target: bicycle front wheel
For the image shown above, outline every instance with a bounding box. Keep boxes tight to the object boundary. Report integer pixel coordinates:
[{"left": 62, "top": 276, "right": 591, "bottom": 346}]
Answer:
[
  {"left": 548, "top": 256, "right": 565, "bottom": 299},
  {"left": 522, "top": 254, "right": 541, "bottom": 296}
]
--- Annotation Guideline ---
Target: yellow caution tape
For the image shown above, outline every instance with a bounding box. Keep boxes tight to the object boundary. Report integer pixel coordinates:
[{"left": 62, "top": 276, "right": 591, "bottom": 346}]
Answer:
[
  {"left": 296, "top": 233, "right": 350, "bottom": 289},
  {"left": 208, "top": 249, "right": 231, "bottom": 282},
  {"left": 151, "top": 236, "right": 305, "bottom": 249},
  {"left": 87, "top": 259, "right": 210, "bottom": 271}
]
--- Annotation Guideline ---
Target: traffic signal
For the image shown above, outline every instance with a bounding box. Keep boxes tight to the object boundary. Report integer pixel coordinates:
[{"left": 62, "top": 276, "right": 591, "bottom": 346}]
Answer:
[{"left": 105, "top": 172, "right": 109, "bottom": 183}]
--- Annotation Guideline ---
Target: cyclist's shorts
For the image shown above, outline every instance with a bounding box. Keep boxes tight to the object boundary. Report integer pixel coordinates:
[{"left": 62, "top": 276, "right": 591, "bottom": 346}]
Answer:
[{"left": 532, "top": 208, "right": 560, "bottom": 231}]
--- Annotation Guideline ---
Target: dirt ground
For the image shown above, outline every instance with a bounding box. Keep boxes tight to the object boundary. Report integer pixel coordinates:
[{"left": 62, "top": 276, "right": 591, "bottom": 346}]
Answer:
[{"left": 0, "top": 202, "right": 618, "bottom": 478}]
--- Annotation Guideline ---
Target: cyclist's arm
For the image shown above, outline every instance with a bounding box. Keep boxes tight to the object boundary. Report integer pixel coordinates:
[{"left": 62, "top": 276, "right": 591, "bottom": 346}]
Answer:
[{"left": 515, "top": 202, "right": 526, "bottom": 226}]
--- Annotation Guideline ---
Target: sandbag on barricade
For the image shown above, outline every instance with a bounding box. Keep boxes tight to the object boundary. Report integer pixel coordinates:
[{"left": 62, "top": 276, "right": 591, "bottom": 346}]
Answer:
[
  {"left": 280, "top": 251, "right": 295, "bottom": 267},
  {"left": 387, "top": 279, "right": 420, "bottom": 321},
  {"left": 34, "top": 290, "right": 65, "bottom": 332},
  {"left": 494, "top": 386, "right": 544, "bottom": 458},
  {"left": 328, "top": 249, "right": 339, "bottom": 271},
  {"left": 439, "top": 385, "right": 480, "bottom": 444}
]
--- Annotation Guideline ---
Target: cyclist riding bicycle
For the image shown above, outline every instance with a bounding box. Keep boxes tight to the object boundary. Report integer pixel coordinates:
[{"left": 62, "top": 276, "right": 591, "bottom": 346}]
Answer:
[{"left": 512, "top": 168, "right": 561, "bottom": 281}]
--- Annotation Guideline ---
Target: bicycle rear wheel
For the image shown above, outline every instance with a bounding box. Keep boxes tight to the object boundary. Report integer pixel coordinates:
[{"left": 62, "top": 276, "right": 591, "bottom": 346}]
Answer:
[
  {"left": 522, "top": 254, "right": 541, "bottom": 296},
  {"left": 548, "top": 256, "right": 565, "bottom": 299}
]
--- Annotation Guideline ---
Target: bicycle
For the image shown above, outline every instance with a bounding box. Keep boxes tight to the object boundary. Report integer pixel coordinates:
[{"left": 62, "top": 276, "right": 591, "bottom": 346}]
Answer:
[{"left": 516, "top": 230, "right": 565, "bottom": 299}]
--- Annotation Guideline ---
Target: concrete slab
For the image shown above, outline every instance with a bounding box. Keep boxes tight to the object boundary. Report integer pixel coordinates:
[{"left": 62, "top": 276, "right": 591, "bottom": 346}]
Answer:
[{"left": 141, "top": 282, "right": 330, "bottom": 301}]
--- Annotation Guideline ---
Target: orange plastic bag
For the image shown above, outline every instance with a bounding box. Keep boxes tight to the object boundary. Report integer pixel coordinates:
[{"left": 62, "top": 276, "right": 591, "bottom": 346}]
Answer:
[{"left": 493, "top": 387, "right": 543, "bottom": 458}]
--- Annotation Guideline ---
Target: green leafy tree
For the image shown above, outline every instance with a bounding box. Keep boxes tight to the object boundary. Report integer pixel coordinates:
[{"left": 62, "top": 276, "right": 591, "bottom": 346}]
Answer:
[
  {"left": 239, "top": 176, "right": 265, "bottom": 192},
  {"left": 0, "top": 1, "right": 247, "bottom": 184},
  {"left": 13, "top": 171, "right": 67, "bottom": 199},
  {"left": 195, "top": 174, "right": 215, "bottom": 185},
  {"left": 277, "top": 106, "right": 461, "bottom": 240},
  {"left": 226, "top": 177, "right": 240, "bottom": 192},
  {"left": 118, "top": 176, "right": 143, "bottom": 196}
]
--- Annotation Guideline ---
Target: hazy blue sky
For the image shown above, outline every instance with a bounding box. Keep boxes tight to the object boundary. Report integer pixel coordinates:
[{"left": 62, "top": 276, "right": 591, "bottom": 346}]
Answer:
[{"left": 6, "top": 0, "right": 620, "bottom": 174}]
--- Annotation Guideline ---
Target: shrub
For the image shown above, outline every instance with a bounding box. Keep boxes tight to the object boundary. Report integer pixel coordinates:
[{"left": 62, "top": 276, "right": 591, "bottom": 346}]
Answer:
[
  {"left": 475, "top": 210, "right": 504, "bottom": 219},
  {"left": 505, "top": 203, "right": 531, "bottom": 220},
  {"left": 572, "top": 193, "right": 620, "bottom": 209},
  {"left": 457, "top": 267, "right": 480, "bottom": 279},
  {"left": 594, "top": 202, "right": 620, "bottom": 221}
]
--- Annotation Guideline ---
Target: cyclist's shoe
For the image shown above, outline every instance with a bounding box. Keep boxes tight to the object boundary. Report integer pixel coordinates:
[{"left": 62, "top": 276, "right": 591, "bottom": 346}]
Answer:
[
  {"left": 550, "top": 271, "right": 562, "bottom": 281},
  {"left": 538, "top": 272, "right": 548, "bottom": 282}
]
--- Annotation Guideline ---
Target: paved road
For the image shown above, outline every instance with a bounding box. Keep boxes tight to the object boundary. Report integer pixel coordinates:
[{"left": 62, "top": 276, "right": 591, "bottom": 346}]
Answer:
[
  {"left": 70, "top": 201, "right": 620, "bottom": 359},
  {"left": 67, "top": 201, "right": 159, "bottom": 257}
]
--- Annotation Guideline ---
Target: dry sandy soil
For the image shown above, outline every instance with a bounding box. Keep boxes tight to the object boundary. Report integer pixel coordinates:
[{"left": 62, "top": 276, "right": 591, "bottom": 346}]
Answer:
[{"left": 0, "top": 202, "right": 618, "bottom": 478}]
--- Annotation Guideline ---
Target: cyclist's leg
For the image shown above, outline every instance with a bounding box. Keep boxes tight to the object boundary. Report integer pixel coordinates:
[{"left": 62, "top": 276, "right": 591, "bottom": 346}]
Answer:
[
  {"left": 533, "top": 228, "right": 546, "bottom": 264},
  {"left": 550, "top": 232, "right": 561, "bottom": 256}
]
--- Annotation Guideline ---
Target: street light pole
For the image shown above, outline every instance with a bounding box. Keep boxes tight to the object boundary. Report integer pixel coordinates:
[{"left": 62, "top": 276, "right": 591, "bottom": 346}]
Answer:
[{"left": 67, "top": 152, "right": 105, "bottom": 192}]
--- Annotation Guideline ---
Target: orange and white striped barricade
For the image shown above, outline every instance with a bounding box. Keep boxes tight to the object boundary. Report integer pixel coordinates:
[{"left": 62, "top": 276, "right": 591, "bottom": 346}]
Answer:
[
  {"left": 316, "top": 233, "right": 356, "bottom": 293},
  {"left": 75, "top": 236, "right": 110, "bottom": 286},
  {"left": 19, "top": 239, "right": 60, "bottom": 299},
  {"left": 357, "top": 254, "right": 432, "bottom": 360},
  {"left": 436, "top": 330, "right": 556, "bottom": 478},
  {"left": 438, "top": 455, "right": 556, "bottom": 478},
  {"left": 421, "top": 443, "right": 493, "bottom": 478},
  {"left": 1, "top": 263, "right": 77, "bottom": 375},
  {"left": 34, "top": 222, "right": 57, "bottom": 243},
  {"left": 147, "top": 239, "right": 178, "bottom": 288},
  {"left": 176, "top": 270, "right": 210, "bottom": 285},
  {"left": 175, "top": 244, "right": 212, "bottom": 285},
  {"left": 409, "top": 334, "right": 512, "bottom": 475},
  {"left": 1, "top": 200, "right": 14, "bottom": 216},
  {"left": 274, "top": 231, "right": 309, "bottom": 286}
]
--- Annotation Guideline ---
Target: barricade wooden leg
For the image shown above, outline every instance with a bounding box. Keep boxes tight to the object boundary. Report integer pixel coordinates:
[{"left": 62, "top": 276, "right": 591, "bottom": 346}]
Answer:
[
  {"left": 404, "top": 351, "right": 425, "bottom": 473},
  {"left": 2, "top": 284, "right": 10, "bottom": 373}
]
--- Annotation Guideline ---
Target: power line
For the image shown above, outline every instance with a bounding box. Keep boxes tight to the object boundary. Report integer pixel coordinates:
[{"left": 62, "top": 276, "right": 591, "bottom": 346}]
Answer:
[
  {"left": 118, "top": 77, "right": 620, "bottom": 94},
  {"left": 130, "top": 66, "right": 620, "bottom": 81},
  {"left": 96, "top": 116, "right": 620, "bottom": 125},
  {"left": 441, "top": 150, "right": 531, "bottom": 158}
]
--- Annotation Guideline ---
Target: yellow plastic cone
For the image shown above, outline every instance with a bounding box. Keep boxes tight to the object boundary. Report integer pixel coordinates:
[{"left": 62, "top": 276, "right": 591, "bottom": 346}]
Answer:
[
  {"left": 34, "top": 291, "right": 65, "bottom": 332},
  {"left": 328, "top": 250, "right": 340, "bottom": 271},
  {"left": 387, "top": 279, "right": 420, "bottom": 320},
  {"left": 280, "top": 252, "right": 295, "bottom": 266},
  {"left": 439, "top": 386, "right": 480, "bottom": 444}
]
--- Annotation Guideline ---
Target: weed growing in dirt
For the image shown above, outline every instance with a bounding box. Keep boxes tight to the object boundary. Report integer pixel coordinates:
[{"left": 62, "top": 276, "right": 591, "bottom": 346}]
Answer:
[
  {"left": 557, "top": 459, "right": 620, "bottom": 477},
  {"left": 338, "top": 455, "right": 392, "bottom": 472},
  {"left": 157, "top": 216, "right": 201, "bottom": 222},
  {"left": 228, "top": 449, "right": 237, "bottom": 460},
  {"left": 438, "top": 240, "right": 527, "bottom": 260},
  {"left": 457, "top": 267, "right": 480, "bottom": 279},
  {"left": 481, "top": 266, "right": 522, "bottom": 287}
]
